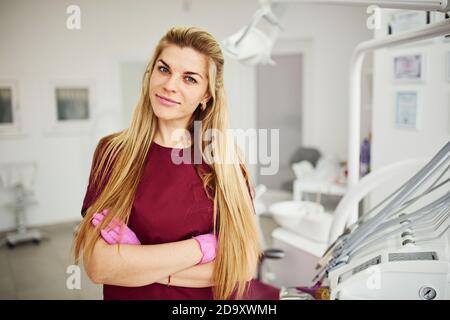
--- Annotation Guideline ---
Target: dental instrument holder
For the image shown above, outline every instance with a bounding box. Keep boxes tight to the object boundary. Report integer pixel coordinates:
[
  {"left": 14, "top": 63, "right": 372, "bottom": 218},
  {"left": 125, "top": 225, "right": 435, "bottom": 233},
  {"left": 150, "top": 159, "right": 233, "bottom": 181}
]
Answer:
[
  {"left": 324, "top": 141, "right": 450, "bottom": 299},
  {"left": 1, "top": 182, "right": 43, "bottom": 248},
  {"left": 0, "top": 162, "right": 44, "bottom": 248}
]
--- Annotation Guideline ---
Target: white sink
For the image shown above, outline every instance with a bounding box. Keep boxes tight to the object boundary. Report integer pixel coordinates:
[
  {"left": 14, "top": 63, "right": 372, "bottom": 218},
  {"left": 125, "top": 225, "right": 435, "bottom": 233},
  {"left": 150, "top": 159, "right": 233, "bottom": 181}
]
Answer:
[{"left": 269, "top": 200, "right": 333, "bottom": 243}]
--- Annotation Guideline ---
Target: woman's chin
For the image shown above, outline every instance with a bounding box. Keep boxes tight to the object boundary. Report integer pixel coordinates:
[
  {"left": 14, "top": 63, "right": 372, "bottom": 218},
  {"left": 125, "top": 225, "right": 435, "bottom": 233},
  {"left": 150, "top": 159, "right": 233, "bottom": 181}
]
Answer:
[{"left": 152, "top": 106, "right": 179, "bottom": 121}]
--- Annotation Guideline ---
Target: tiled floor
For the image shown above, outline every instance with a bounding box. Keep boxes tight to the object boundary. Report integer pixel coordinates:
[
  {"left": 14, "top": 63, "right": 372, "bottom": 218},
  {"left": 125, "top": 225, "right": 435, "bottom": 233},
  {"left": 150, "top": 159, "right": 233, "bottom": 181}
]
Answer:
[
  {"left": 0, "top": 222, "right": 103, "bottom": 300},
  {"left": 0, "top": 189, "right": 295, "bottom": 300}
]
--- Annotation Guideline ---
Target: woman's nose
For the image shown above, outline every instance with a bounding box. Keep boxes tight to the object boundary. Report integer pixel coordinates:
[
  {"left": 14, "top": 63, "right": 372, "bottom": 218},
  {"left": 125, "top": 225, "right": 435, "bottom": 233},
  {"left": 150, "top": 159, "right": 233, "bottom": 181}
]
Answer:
[{"left": 163, "top": 75, "right": 179, "bottom": 92}]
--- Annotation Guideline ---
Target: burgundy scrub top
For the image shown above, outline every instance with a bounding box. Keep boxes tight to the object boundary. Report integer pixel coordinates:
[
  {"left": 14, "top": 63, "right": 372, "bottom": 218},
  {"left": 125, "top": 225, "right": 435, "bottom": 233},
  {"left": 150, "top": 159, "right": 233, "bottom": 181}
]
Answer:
[
  {"left": 81, "top": 139, "right": 282, "bottom": 300},
  {"left": 81, "top": 140, "right": 221, "bottom": 299}
]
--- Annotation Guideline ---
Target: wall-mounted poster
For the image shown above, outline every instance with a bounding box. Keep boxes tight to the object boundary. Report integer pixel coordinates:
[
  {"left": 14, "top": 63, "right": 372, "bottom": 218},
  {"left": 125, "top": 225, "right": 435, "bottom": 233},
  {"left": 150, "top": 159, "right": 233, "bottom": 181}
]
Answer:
[
  {"left": 395, "top": 90, "right": 420, "bottom": 130},
  {"left": 388, "top": 11, "right": 428, "bottom": 35},
  {"left": 393, "top": 53, "right": 425, "bottom": 82}
]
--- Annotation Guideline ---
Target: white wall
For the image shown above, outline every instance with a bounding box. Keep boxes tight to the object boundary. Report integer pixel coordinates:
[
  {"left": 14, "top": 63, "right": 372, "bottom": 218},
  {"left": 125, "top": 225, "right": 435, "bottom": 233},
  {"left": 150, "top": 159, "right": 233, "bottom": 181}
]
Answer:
[
  {"left": 371, "top": 10, "right": 450, "bottom": 203},
  {"left": 0, "top": 0, "right": 371, "bottom": 230}
]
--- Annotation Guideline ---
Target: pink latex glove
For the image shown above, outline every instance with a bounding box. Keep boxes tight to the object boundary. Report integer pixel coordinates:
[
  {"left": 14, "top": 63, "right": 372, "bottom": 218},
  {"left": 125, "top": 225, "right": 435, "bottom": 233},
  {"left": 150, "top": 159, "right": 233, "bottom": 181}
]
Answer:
[
  {"left": 192, "top": 233, "right": 217, "bottom": 265},
  {"left": 91, "top": 209, "right": 141, "bottom": 245}
]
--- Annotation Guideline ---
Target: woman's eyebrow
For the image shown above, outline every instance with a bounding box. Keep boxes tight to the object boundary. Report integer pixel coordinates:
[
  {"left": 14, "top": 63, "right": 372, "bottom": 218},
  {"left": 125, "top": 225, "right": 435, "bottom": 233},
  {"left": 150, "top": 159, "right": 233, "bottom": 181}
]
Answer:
[{"left": 158, "top": 59, "right": 204, "bottom": 79}]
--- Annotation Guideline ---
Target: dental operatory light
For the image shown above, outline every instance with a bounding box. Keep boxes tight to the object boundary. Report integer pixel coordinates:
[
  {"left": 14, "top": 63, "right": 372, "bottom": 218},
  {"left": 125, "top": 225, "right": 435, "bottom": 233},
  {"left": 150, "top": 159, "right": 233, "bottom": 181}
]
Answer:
[{"left": 221, "top": 2, "right": 282, "bottom": 65}]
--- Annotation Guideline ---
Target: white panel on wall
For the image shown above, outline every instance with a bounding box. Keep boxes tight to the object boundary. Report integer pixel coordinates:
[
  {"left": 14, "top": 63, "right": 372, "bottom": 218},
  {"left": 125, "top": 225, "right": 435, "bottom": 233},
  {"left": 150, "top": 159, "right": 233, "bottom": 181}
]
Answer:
[{"left": 370, "top": 9, "right": 450, "bottom": 206}]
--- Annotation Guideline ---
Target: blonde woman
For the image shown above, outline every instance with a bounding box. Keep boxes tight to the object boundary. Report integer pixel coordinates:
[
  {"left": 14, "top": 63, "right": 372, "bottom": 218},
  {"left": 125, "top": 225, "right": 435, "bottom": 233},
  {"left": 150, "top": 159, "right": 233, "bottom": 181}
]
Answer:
[{"left": 73, "top": 26, "right": 262, "bottom": 300}]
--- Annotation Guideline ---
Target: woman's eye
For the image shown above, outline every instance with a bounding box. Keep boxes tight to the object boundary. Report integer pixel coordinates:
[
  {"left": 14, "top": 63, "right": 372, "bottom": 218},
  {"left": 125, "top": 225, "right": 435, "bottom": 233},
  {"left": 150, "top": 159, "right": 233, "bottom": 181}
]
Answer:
[
  {"left": 185, "top": 76, "right": 197, "bottom": 84},
  {"left": 158, "top": 66, "right": 169, "bottom": 73}
]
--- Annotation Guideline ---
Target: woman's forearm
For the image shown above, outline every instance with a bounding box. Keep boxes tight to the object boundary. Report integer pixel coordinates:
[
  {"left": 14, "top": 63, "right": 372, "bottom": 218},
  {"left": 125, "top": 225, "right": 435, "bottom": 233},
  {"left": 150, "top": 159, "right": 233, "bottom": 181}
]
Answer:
[
  {"left": 155, "top": 261, "right": 215, "bottom": 288},
  {"left": 85, "top": 237, "right": 203, "bottom": 287}
]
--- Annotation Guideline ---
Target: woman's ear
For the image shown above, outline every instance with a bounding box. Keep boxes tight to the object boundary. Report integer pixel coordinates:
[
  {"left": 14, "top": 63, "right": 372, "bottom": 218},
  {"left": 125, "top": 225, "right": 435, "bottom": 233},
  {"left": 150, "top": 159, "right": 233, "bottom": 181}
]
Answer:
[
  {"left": 200, "top": 97, "right": 211, "bottom": 111},
  {"left": 202, "top": 91, "right": 211, "bottom": 104}
]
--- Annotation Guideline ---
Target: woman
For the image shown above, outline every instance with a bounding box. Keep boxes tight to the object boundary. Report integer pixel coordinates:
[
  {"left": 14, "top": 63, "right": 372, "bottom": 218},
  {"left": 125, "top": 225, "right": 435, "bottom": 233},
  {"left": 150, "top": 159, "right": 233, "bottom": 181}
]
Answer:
[{"left": 73, "top": 26, "right": 262, "bottom": 300}]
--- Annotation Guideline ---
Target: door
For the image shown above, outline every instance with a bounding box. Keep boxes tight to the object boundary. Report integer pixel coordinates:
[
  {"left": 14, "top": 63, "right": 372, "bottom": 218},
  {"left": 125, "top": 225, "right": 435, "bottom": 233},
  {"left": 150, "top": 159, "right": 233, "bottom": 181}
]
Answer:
[{"left": 256, "top": 54, "right": 303, "bottom": 191}]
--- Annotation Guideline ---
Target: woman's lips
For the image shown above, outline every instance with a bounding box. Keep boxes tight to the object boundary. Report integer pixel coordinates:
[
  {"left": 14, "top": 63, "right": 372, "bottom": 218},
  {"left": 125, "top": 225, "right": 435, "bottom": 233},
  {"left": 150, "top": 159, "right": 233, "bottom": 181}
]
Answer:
[{"left": 156, "top": 94, "right": 180, "bottom": 106}]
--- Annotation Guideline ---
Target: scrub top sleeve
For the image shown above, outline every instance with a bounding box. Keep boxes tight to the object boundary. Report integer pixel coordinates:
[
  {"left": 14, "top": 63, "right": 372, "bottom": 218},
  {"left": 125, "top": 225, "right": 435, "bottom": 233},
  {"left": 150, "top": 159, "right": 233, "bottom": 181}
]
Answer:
[{"left": 81, "top": 137, "right": 111, "bottom": 218}]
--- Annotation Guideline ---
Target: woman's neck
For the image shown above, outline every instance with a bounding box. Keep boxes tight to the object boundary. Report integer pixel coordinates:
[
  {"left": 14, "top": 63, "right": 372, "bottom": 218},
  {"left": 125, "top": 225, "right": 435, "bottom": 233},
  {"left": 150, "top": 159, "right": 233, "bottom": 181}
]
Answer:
[{"left": 154, "top": 119, "right": 192, "bottom": 148}]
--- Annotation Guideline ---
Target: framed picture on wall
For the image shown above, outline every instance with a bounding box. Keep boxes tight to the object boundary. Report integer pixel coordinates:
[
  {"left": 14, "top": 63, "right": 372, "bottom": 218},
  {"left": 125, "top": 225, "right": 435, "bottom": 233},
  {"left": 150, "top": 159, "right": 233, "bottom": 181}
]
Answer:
[
  {"left": 55, "top": 87, "right": 90, "bottom": 121},
  {"left": 431, "top": 12, "right": 450, "bottom": 42},
  {"left": 0, "top": 80, "right": 20, "bottom": 135},
  {"left": 430, "top": 11, "right": 449, "bottom": 23},
  {"left": 393, "top": 53, "right": 425, "bottom": 83},
  {"left": 395, "top": 90, "right": 420, "bottom": 130},
  {"left": 45, "top": 80, "right": 95, "bottom": 135},
  {"left": 388, "top": 11, "right": 428, "bottom": 36}
]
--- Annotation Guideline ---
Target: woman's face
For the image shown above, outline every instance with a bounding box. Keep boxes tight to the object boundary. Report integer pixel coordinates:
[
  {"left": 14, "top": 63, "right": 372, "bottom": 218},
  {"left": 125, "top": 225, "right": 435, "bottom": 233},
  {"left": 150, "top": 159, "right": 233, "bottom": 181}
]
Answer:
[{"left": 149, "top": 44, "right": 210, "bottom": 125}]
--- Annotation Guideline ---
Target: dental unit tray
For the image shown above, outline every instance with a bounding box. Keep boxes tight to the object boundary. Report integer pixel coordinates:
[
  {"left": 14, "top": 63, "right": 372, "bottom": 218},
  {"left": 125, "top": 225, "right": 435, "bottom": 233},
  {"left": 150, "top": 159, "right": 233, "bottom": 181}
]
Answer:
[{"left": 319, "top": 140, "right": 450, "bottom": 300}]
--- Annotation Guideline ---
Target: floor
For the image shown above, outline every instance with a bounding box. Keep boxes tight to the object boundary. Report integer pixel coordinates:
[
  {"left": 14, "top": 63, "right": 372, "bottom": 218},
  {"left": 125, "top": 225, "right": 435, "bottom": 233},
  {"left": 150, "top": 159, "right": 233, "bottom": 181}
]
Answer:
[
  {"left": 0, "top": 189, "right": 294, "bottom": 300},
  {"left": 0, "top": 222, "right": 103, "bottom": 299}
]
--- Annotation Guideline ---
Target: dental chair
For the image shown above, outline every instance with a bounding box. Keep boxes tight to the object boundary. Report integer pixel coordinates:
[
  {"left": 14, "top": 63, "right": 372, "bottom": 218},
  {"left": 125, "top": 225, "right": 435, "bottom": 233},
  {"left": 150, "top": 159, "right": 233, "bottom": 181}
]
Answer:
[{"left": 282, "top": 147, "right": 321, "bottom": 192}]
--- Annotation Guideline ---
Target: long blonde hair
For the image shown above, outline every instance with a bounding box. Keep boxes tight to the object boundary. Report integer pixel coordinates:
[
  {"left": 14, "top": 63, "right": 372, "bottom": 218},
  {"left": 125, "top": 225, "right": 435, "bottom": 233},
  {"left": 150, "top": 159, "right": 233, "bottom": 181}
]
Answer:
[{"left": 72, "top": 26, "right": 262, "bottom": 300}]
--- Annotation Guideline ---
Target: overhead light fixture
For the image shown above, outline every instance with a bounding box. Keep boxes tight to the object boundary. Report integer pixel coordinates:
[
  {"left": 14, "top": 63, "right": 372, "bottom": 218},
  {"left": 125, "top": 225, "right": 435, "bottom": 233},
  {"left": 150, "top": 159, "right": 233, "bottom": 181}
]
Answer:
[{"left": 221, "top": 2, "right": 283, "bottom": 65}]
